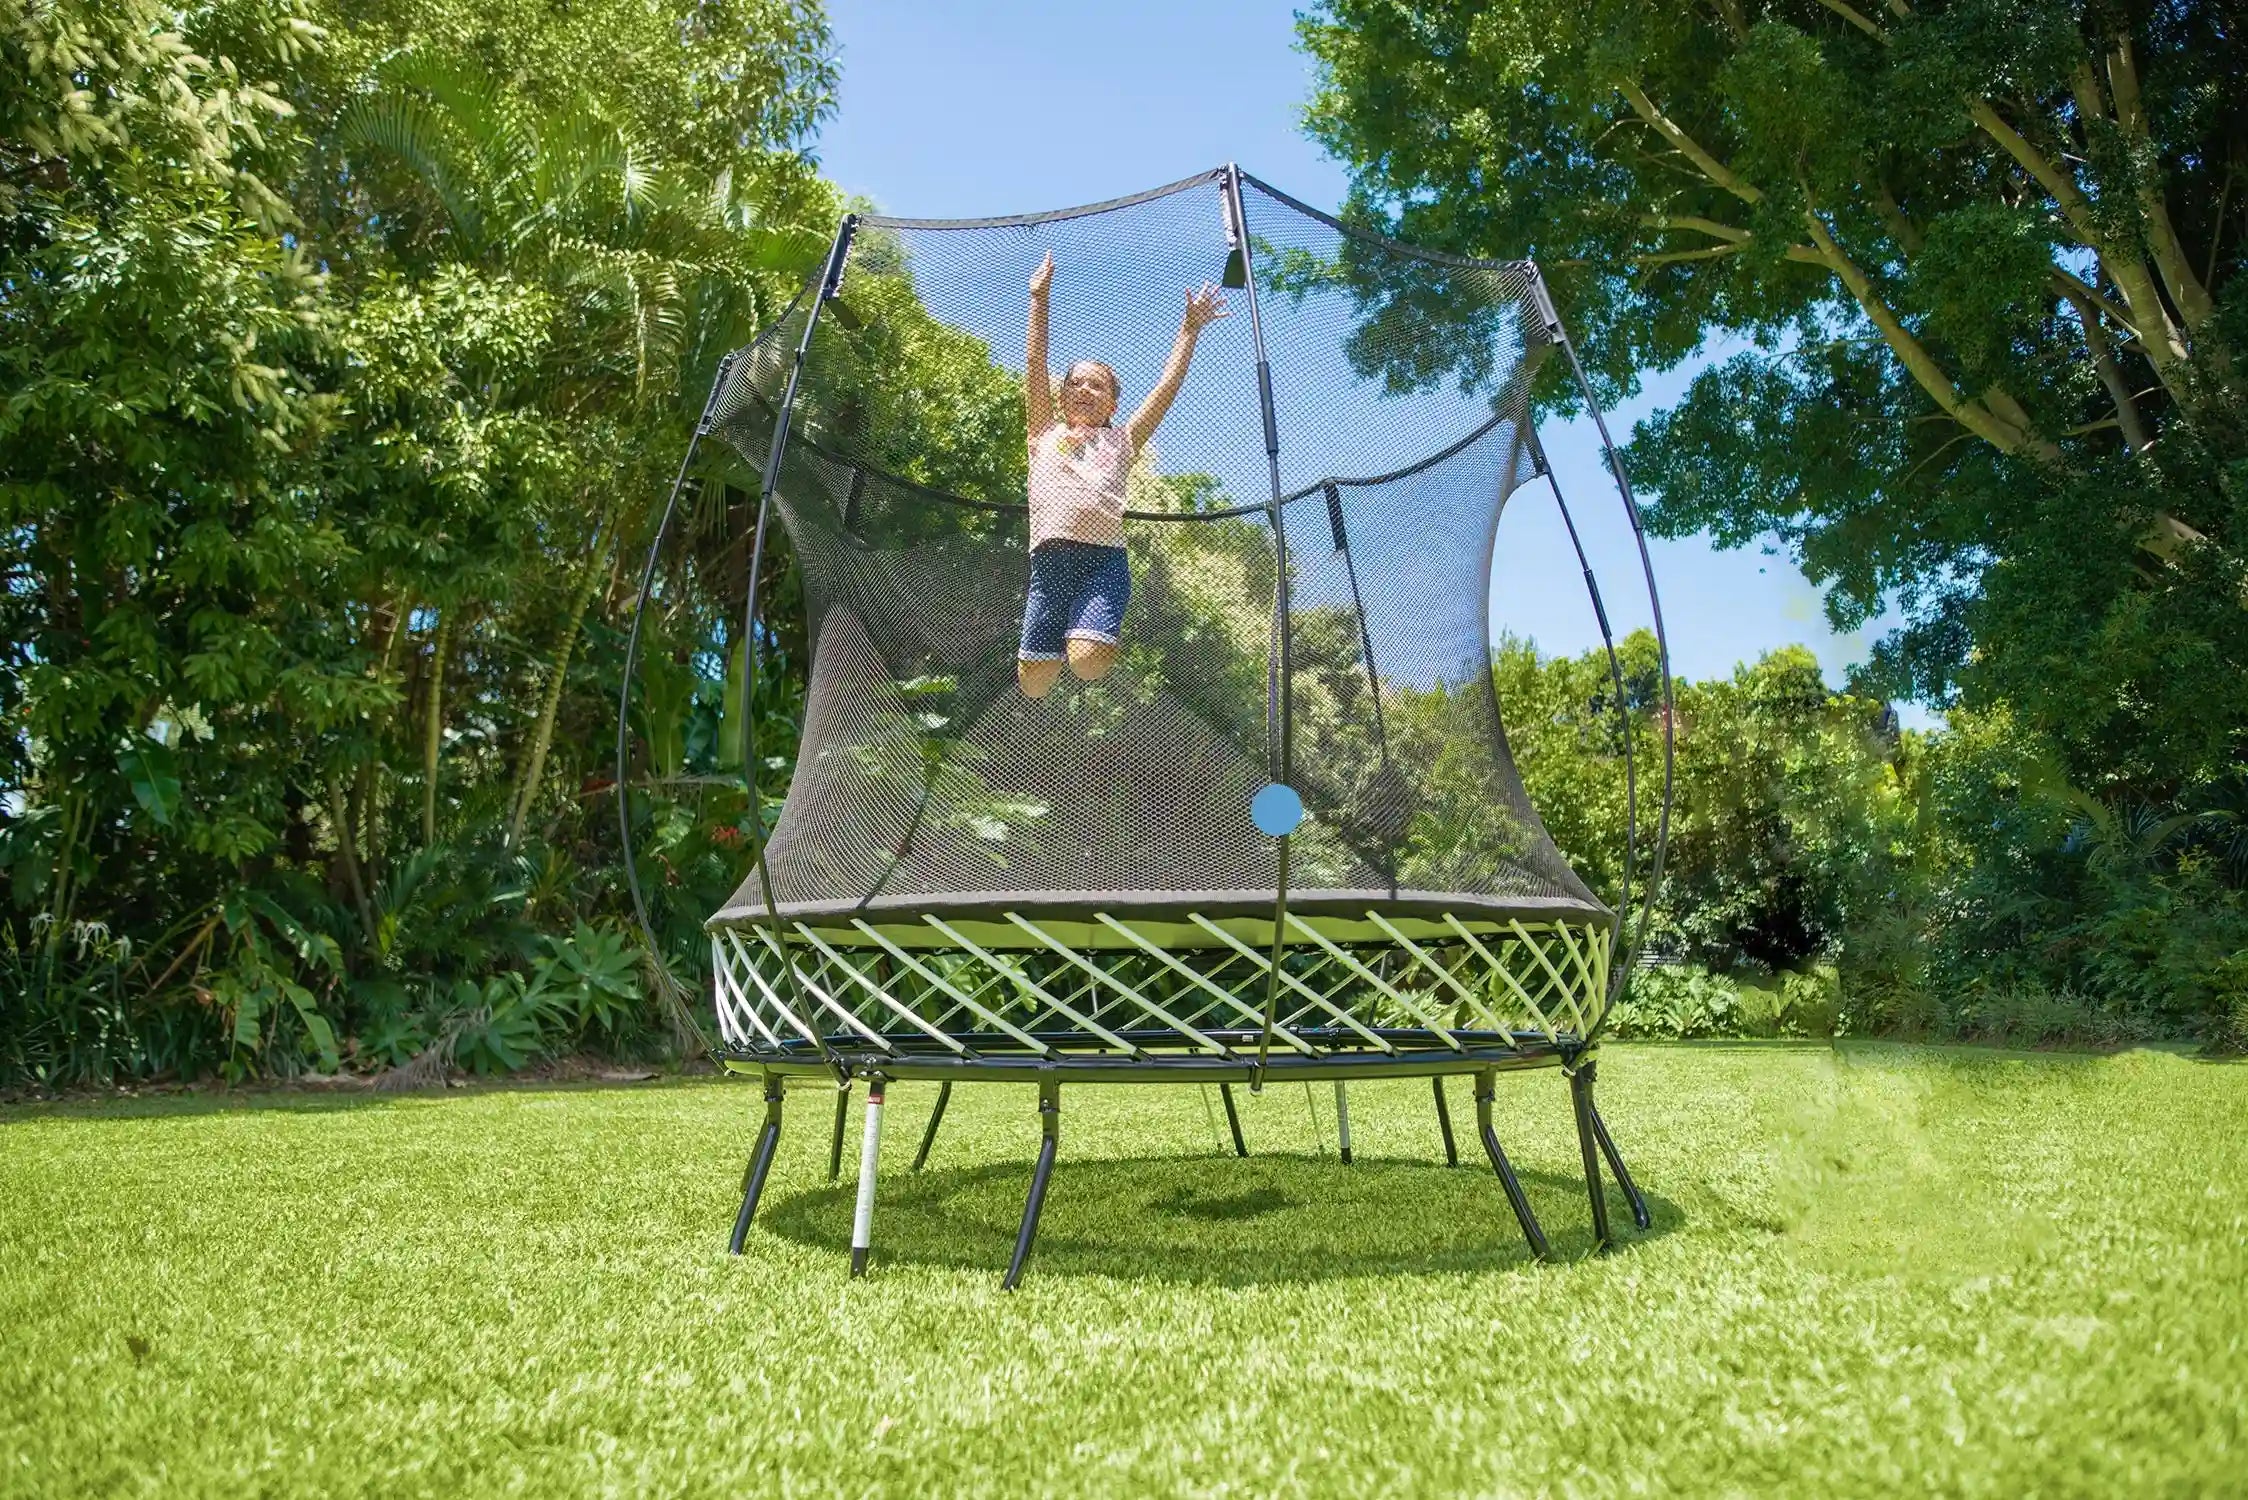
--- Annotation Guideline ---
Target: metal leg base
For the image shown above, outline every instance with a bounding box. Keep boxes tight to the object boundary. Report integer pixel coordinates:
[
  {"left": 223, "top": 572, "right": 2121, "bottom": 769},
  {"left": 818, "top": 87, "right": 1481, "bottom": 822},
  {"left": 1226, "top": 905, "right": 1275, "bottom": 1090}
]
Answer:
[
  {"left": 1475, "top": 1070, "right": 1550, "bottom": 1260},
  {"left": 729, "top": 1077, "right": 785, "bottom": 1255},
  {"left": 1003, "top": 1079, "right": 1061, "bottom": 1291},
  {"left": 912, "top": 1079, "right": 952, "bottom": 1172},
  {"left": 1219, "top": 1082, "right": 1248, "bottom": 1157},
  {"left": 828, "top": 1079, "right": 851, "bottom": 1183},
  {"left": 1432, "top": 1075, "right": 1459, "bottom": 1167},
  {"left": 1569, "top": 1063, "right": 1613, "bottom": 1250},
  {"left": 1587, "top": 1081, "right": 1652, "bottom": 1230}
]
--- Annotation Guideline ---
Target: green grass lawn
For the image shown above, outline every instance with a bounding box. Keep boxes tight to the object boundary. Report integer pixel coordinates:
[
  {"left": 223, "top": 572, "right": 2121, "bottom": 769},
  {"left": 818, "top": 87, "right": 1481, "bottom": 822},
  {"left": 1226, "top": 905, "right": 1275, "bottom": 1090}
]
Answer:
[{"left": 3, "top": 1043, "right": 2242, "bottom": 1497}]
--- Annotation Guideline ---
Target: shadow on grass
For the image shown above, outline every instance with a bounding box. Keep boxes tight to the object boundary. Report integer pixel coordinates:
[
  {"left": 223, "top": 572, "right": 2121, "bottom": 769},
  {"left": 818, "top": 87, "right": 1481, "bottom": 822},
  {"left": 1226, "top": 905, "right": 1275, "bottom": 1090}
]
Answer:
[{"left": 759, "top": 1151, "right": 1680, "bottom": 1284}]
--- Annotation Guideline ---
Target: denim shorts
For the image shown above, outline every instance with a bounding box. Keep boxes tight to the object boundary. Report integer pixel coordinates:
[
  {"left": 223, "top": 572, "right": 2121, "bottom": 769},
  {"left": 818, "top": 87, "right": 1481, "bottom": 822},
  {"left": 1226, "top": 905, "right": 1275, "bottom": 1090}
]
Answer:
[{"left": 1019, "top": 540, "right": 1131, "bottom": 659}]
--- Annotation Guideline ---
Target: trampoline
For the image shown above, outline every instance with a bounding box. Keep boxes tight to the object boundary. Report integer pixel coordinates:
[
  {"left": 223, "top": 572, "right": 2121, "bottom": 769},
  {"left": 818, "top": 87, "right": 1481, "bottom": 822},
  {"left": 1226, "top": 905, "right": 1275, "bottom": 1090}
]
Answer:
[{"left": 620, "top": 166, "right": 1673, "bottom": 1285}]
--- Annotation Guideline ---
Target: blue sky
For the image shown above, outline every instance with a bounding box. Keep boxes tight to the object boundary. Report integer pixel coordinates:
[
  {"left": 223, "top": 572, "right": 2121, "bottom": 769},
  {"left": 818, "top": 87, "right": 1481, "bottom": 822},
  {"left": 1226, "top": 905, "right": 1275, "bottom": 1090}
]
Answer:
[{"left": 812, "top": 0, "right": 1908, "bottom": 706}]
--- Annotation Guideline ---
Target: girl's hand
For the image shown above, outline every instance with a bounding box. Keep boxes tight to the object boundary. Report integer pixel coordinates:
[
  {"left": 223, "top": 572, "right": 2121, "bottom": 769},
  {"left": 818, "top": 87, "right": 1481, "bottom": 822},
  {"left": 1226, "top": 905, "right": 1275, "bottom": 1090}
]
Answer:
[
  {"left": 1031, "top": 252, "right": 1053, "bottom": 299},
  {"left": 1183, "top": 281, "right": 1230, "bottom": 333}
]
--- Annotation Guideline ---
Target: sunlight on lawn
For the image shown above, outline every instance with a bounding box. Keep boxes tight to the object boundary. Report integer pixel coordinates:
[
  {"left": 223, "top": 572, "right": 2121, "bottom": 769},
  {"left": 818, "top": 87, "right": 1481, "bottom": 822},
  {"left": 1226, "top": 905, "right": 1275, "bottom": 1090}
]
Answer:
[{"left": 3, "top": 1044, "right": 2241, "bottom": 1497}]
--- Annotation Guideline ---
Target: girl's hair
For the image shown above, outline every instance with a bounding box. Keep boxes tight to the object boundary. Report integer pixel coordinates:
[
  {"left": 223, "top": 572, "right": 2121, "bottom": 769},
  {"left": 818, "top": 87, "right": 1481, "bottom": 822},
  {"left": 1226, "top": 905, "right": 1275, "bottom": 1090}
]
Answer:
[{"left": 1060, "top": 360, "right": 1121, "bottom": 422}]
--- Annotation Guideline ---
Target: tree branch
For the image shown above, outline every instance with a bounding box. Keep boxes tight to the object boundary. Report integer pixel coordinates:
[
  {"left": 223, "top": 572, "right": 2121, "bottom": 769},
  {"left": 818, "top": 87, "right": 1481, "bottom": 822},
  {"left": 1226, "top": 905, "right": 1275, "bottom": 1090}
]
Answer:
[
  {"left": 1618, "top": 81, "right": 1764, "bottom": 204},
  {"left": 1873, "top": 184, "right": 1923, "bottom": 255},
  {"left": 1815, "top": 0, "right": 1890, "bottom": 42},
  {"left": 1898, "top": 430, "right": 1978, "bottom": 487},
  {"left": 2207, "top": 165, "right": 2235, "bottom": 288},
  {"left": 1982, "top": 385, "right": 2039, "bottom": 436},
  {"left": 2141, "top": 513, "right": 2213, "bottom": 566},
  {"left": 1969, "top": 96, "right": 2191, "bottom": 380},
  {"left": 1967, "top": 98, "right": 2100, "bottom": 245},
  {"left": 1636, "top": 244, "right": 1746, "bottom": 265},
  {"left": 2049, "top": 268, "right": 2133, "bottom": 334},
  {"left": 2057, "top": 278, "right": 2153, "bottom": 454},
  {"left": 1801, "top": 209, "right": 2056, "bottom": 459},
  {"left": 2103, "top": 36, "right": 2217, "bottom": 328},
  {"left": 1639, "top": 213, "right": 1753, "bottom": 243}
]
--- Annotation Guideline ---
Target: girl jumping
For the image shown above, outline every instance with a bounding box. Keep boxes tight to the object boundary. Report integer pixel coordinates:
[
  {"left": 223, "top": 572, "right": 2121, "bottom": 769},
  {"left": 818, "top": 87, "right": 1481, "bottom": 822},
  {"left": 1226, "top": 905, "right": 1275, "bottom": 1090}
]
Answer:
[{"left": 1017, "top": 251, "right": 1228, "bottom": 698}]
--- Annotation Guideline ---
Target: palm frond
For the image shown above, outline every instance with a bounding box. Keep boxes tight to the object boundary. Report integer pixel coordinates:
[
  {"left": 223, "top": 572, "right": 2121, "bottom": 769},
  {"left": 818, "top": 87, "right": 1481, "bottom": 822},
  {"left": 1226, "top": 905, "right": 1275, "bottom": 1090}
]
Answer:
[{"left": 335, "top": 90, "right": 490, "bottom": 254}]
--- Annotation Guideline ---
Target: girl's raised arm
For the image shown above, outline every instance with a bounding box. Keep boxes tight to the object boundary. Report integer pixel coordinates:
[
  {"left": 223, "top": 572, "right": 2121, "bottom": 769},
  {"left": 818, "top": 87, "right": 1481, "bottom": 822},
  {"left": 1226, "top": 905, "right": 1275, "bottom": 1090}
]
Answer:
[
  {"left": 1127, "top": 282, "right": 1228, "bottom": 453},
  {"left": 1025, "top": 252, "right": 1054, "bottom": 436}
]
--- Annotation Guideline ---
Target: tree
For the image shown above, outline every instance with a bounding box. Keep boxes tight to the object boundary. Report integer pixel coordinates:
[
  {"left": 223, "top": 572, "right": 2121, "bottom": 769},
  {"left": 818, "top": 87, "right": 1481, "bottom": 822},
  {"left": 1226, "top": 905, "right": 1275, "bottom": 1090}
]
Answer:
[
  {"left": 0, "top": 0, "right": 843, "bottom": 1083},
  {"left": 1299, "top": 1, "right": 2247, "bottom": 802},
  {"left": 2, "top": 0, "right": 371, "bottom": 1075},
  {"left": 1497, "top": 636, "right": 1923, "bottom": 976}
]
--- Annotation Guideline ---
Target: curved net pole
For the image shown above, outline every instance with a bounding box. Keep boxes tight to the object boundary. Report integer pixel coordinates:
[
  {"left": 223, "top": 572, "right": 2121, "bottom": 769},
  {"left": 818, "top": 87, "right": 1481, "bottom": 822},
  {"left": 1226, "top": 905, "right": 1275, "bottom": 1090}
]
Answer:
[
  {"left": 1524, "top": 267, "right": 1676, "bottom": 1041},
  {"left": 1524, "top": 424, "right": 1639, "bottom": 987},
  {"left": 614, "top": 384, "right": 725, "bottom": 1058},
  {"left": 1225, "top": 164, "right": 1295, "bottom": 1091},
  {"left": 735, "top": 218, "right": 860, "bottom": 1080}
]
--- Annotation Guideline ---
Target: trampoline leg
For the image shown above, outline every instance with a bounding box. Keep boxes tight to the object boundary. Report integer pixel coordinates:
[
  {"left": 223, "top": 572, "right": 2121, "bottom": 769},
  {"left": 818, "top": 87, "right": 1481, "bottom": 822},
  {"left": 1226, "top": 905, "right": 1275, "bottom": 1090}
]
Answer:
[
  {"left": 1474, "top": 1070, "right": 1550, "bottom": 1261},
  {"left": 1219, "top": 1082, "right": 1249, "bottom": 1157},
  {"left": 1587, "top": 1071, "right": 1652, "bottom": 1230},
  {"left": 1433, "top": 1075, "right": 1459, "bottom": 1167},
  {"left": 1334, "top": 1081, "right": 1354, "bottom": 1165},
  {"left": 911, "top": 1080, "right": 953, "bottom": 1173},
  {"left": 729, "top": 1075, "right": 785, "bottom": 1255},
  {"left": 828, "top": 1079, "right": 851, "bottom": 1183},
  {"left": 1569, "top": 1065, "right": 1613, "bottom": 1251},
  {"left": 850, "top": 1080, "right": 886, "bottom": 1278},
  {"left": 1003, "top": 1079, "right": 1060, "bottom": 1291}
]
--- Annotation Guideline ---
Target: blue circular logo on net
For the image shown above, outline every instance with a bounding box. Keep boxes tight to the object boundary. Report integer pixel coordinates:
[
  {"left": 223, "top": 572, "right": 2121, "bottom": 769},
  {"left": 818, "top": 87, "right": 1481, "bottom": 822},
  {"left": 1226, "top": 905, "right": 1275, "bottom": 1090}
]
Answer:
[{"left": 1251, "top": 783, "right": 1304, "bottom": 837}]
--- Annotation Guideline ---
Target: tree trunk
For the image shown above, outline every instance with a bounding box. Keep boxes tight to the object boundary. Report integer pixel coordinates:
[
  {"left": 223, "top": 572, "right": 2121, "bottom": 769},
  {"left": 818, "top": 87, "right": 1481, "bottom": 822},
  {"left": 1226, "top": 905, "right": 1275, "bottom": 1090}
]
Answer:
[
  {"left": 422, "top": 610, "right": 450, "bottom": 847},
  {"left": 506, "top": 555, "right": 607, "bottom": 849},
  {"left": 349, "top": 599, "right": 413, "bottom": 886},
  {"left": 328, "top": 776, "right": 376, "bottom": 946}
]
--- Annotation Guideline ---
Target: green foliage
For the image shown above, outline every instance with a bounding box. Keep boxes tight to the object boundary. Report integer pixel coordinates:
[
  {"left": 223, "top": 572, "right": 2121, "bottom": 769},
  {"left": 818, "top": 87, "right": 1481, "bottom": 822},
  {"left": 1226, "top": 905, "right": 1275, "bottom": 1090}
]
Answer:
[
  {"left": 1304, "top": 1, "right": 2246, "bottom": 1038},
  {"left": 11, "top": 0, "right": 2239, "bottom": 1082},
  {"left": 1499, "top": 635, "right": 1921, "bottom": 974},
  {"left": 1604, "top": 964, "right": 1839, "bottom": 1041},
  {"left": 449, "top": 973, "right": 553, "bottom": 1075},
  {"left": 1917, "top": 701, "right": 2248, "bottom": 1037},
  {"left": 1606, "top": 965, "right": 1741, "bottom": 1039},
  {"left": 1, "top": 0, "right": 837, "bottom": 1086}
]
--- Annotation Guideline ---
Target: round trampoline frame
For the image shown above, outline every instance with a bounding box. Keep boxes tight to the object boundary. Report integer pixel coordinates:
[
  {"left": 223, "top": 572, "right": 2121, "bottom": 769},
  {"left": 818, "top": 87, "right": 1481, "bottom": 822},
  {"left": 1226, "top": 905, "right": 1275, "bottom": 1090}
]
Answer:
[{"left": 620, "top": 165, "right": 1675, "bottom": 1285}]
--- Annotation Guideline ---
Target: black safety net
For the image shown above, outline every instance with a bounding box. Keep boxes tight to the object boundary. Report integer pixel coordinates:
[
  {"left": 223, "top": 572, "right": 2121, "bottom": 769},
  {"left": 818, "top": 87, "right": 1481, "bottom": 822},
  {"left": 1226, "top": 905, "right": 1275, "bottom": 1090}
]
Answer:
[{"left": 703, "top": 168, "right": 1606, "bottom": 929}]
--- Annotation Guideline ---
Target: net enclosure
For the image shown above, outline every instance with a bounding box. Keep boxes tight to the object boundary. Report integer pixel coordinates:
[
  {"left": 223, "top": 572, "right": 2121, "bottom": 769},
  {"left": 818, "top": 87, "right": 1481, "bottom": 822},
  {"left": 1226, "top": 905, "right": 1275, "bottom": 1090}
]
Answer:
[{"left": 630, "top": 166, "right": 1673, "bottom": 1283}]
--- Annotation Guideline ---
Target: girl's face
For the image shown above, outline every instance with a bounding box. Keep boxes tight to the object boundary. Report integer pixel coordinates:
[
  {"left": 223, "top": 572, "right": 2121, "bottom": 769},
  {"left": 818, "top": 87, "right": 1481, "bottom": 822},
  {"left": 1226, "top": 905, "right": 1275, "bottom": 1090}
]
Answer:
[{"left": 1058, "top": 361, "right": 1119, "bottom": 426}]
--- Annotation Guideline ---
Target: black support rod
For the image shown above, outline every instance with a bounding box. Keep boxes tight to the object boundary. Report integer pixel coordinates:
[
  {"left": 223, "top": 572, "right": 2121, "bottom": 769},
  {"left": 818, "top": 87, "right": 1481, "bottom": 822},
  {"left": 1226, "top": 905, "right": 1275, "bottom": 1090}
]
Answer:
[
  {"left": 740, "top": 218, "right": 860, "bottom": 1077},
  {"left": 1004, "top": 1078, "right": 1062, "bottom": 1290},
  {"left": 1474, "top": 1070, "right": 1550, "bottom": 1259},
  {"left": 911, "top": 1079, "right": 953, "bottom": 1172},
  {"left": 1587, "top": 1077, "right": 1652, "bottom": 1229},
  {"left": 1325, "top": 480, "right": 1400, "bottom": 896},
  {"left": 1225, "top": 164, "right": 1297, "bottom": 1093},
  {"left": 1524, "top": 266, "right": 1675, "bottom": 1035},
  {"left": 728, "top": 1074, "right": 785, "bottom": 1254},
  {"left": 1219, "top": 1081, "right": 1249, "bottom": 1157},
  {"left": 827, "top": 1078, "right": 851, "bottom": 1183},
  {"left": 1568, "top": 1063, "right": 1613, "bottom": 1250},
  {"left": 1432, "top": 1074, "right": 1459, "bottom": 1167}
]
